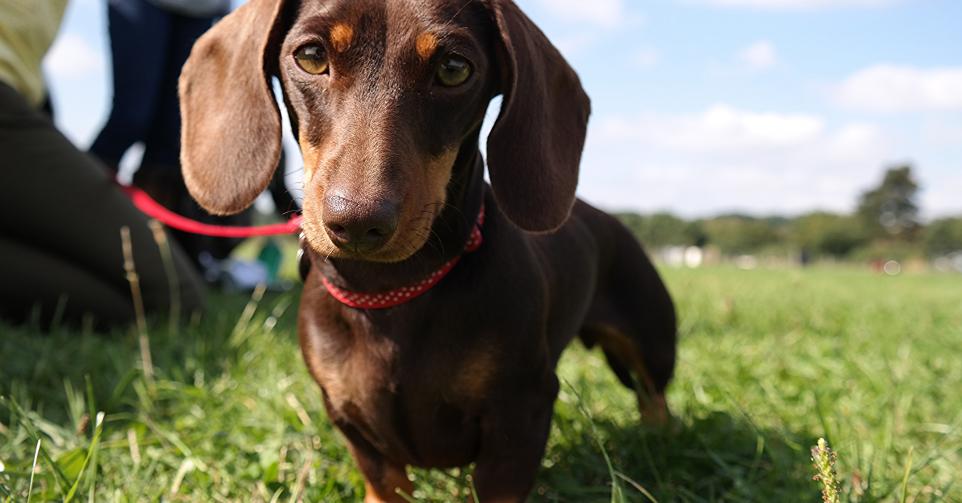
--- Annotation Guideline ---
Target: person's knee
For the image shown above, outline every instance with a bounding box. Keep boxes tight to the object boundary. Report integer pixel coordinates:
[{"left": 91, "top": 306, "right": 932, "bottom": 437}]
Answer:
[{"left": 177, "top": 275, "right": 207, "bottom": 318}]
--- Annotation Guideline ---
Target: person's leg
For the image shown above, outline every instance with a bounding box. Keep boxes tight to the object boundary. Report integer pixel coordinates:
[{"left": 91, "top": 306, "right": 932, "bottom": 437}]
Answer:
[
  {"left": 88, "top": 0, "right": 171, "bottom": 166},
  {"left": 0, "top": 238, "right": 133, "bottom": 327},
  {"left": 141, "top": 12, "right": 218, "bottom": 168},
  {"left": 136, "top": 9, "right": 203, "bottom": 204},
  {"left": 0, "top": 83, "right": 205, "bottom": 327},
  {"left": 140, "top": 12, "right": 250, "bottom": 267}
]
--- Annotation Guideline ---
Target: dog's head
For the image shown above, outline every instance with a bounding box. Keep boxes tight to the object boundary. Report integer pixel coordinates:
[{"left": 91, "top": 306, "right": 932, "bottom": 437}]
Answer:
[{"left": 180, "top": 0, "right": 590, "bottom": 262}]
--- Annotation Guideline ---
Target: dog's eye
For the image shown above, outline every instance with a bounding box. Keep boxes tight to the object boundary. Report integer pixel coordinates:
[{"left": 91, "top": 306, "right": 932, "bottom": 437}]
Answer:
[
  {"left": 294, "top": 45, "right": 329, "bottom": 75},
  {"left": 436, "top": 55, "right": 472, "bottom": 87}
]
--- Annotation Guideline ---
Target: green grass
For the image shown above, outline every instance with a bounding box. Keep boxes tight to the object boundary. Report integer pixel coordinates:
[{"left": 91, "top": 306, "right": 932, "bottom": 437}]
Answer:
[{"left": 1, "top": 266, "right": 960, "bottom": 501}]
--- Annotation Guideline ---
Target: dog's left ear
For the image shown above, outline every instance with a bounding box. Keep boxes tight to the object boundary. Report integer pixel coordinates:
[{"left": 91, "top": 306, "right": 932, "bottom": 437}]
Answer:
[
  {"left": 484, "top": 0, "right": 591, "bottom": 232},
  {"left": 178, "top": 0, "right": 289, "bottom": 216}
]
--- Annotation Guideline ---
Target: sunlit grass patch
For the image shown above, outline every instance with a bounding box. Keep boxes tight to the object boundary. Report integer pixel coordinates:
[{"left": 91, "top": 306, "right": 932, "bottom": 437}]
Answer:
[{"left": 2, "top": 266, "right": 960, "bottom": 501}]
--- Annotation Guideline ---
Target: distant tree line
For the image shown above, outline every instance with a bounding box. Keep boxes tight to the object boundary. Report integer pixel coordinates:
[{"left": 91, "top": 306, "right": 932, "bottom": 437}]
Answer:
[{"left": 617, "top": 165, "right": 962, "bottom": 261}]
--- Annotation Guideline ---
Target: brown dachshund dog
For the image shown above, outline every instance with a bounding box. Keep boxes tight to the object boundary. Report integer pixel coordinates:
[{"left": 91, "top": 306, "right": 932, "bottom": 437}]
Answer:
[{"left": 179, "top": 0, "right": 676, "bottom": 500}]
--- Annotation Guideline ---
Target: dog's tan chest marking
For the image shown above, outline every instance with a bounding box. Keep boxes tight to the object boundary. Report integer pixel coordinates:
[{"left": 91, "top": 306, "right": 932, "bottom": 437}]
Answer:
[
  {"left": 313, "top": 336, "right": 396, "bottom": 418},
  {"left": 451, "top": 346, "right": 498, "bottom": 400},
  {"left": 330, "top": 23, "right": 354, "bottom": 53}
]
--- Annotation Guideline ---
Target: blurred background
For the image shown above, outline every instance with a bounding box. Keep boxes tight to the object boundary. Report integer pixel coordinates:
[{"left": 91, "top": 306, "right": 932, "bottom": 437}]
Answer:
[{"left": 45, "top": 0, "right": 962, "bottom": 272}]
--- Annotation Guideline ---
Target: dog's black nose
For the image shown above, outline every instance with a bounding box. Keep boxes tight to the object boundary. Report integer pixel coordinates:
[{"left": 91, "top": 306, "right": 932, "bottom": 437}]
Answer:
[{"left": 323, "top": 193, "right": 399, "bottom": 254}]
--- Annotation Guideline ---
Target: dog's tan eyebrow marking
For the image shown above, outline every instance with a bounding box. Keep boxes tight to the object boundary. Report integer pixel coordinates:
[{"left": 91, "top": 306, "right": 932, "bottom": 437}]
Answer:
[
  {"left": 330, "top": 23, "right": 354, "bottom": 52},
  {"left": 416, "top": 32, "right": 439, "bottom": 61}
]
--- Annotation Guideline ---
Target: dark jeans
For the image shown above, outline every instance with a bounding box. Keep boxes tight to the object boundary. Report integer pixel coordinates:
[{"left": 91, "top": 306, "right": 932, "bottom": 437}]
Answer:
[
  {"left": 90, "top": 0, "right": 220, "bottom": 167},
  {"left": 90, "top": 0, "right": 251, "bottom": 270},
  {"left": 0, "top": 82, "right": 205, "bottom": 328}
]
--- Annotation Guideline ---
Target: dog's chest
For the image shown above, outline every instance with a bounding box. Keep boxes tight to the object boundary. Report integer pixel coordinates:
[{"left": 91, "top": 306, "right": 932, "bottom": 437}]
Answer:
[{"left": 302, "top": 309, "right": 502, "bottom": 466}]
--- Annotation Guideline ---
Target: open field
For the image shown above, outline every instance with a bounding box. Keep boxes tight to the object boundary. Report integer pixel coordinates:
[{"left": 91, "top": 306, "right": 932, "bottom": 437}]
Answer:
[{"left": 2, "top": 266, "right": 960, "bottom": 501}]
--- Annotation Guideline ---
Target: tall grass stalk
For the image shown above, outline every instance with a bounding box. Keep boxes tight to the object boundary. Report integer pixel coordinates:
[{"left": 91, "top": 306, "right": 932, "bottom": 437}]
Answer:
[
  {"left": 230, "top": 283, "right": 267, "bottom": 347},
  {"left": 811, "top": 438, "right": 841, "bottom": 503},
  {"left": 148, "top": 220, "right": 180, "bottom": 335},
  {"left": 120, "top": 226, "right": 154, "bottom": 387}
]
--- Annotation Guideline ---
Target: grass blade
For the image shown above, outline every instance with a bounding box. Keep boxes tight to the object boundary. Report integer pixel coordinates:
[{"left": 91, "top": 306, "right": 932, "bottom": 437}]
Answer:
[
  {"left": 4, "top": 398, "right": 71, "bottom": 494},
  {"left": 614, "top": 471, "right": 659, "bottom": 503},
  {"left": 899, "top": 447, "right": 913, "bottom": 503},
  {"left": 26, "top": 439, "right": 40, "bottom": 503},
  {"left": 561, "top": 378, "right": 626, "bottom": 503},
  {"left": 63, "top": 412, "right": 105, "bottom": 503}
]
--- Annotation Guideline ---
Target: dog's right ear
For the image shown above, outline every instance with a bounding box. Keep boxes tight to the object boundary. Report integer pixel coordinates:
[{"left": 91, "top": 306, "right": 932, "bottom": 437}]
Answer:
[
  {"left": 179, "top": 0, "right": 288, "bottom": 216},
  {"left": 483, "top": 0, "right": 591, "bottom": 233}
]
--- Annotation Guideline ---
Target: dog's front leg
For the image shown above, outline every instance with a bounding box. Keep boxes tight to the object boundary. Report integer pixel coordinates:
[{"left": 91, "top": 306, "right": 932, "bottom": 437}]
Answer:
[
  {"left": 472, "top": 376, "right": 559, "bottom": 502},
  {"left": 335, "top": 422, "right": 413, "bottom": 503},
  {"left": 350, "top": 449, "right": 412, "bottom": 503}
]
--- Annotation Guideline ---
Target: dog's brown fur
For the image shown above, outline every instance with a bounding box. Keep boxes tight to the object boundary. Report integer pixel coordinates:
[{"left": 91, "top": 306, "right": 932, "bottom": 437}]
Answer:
[{"left": 180, "top": 1, "right": 677, "bottom": 501}]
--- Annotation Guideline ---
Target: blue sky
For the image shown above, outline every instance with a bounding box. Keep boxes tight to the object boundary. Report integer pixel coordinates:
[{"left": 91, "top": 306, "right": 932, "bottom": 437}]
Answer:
[{"left": 45, "top": 0, "right": 962, "bottom": 218}]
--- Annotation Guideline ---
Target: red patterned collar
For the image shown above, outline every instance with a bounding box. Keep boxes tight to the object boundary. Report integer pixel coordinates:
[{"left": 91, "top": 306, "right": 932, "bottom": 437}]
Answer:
[{"left": 320, "top": 205, "right": 485, "bottom": 309}]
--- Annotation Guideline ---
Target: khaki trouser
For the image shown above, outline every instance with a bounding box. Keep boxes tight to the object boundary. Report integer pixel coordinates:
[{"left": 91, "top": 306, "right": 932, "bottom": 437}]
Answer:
[{"left": 0, "top": 82, "right": 205, "bottom": 328}]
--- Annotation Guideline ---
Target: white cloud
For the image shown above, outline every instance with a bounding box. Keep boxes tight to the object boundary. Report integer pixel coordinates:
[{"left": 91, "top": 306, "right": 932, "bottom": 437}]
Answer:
[
  {"left": 922, "top": 121, "right": 962, "bottom": 147},
  {"left": 43, "top": 32, "right": 104, "bottom": 80},
  {"left": 828, "top": 123, "right": 885, "bottom": 158},
  {"left": 737, "top": 41, "right": 778, "bottom": 70},
  {"left": 578, "top": 105, "right": 897, "bottom": 216},
  {"left": 690, "top": 0, "right": 895, "bottom": 9},
  {"left": 599, "top": 104, "right": 824, "bottom": 152},
  {"left": 922, "top": 173, "right": 962, "bottom": 218},
  {"left": 534, "top": 0, "right": 626, "bottom": 26},
  {"left": 834, "top": 65, "right": 962, "bottom": 112}
]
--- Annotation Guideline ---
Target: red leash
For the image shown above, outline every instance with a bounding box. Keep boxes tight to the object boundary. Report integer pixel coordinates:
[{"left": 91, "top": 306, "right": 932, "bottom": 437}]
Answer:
[
  {"left": 118, "top": 178, "right": 485, "bottom": 309},
  {"left": 119, "top": 183, "right": 302, "bottom": 238}
]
